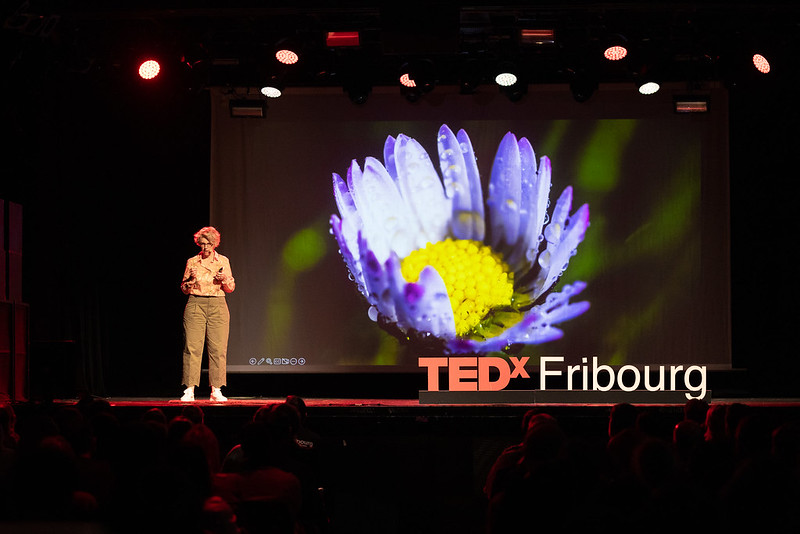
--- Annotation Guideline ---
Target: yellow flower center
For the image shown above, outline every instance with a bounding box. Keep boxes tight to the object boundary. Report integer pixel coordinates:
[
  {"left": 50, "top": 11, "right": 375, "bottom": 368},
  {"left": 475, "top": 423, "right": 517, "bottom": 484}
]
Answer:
[{"left": 400, "top": 239, "right": 514, "bottom": 336}]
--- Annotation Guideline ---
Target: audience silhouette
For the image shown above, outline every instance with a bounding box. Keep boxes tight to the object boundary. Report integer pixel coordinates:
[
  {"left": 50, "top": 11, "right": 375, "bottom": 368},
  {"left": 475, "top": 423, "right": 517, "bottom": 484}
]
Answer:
[{"left": 1, "top": 398, "right": 799, "bottom": 534}]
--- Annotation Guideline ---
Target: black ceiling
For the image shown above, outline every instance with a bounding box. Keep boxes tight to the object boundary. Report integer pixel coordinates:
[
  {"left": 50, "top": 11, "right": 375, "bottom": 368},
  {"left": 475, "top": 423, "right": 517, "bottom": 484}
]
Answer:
[{"left": 3, "top": 2, "right": 799, "bottom": 94}]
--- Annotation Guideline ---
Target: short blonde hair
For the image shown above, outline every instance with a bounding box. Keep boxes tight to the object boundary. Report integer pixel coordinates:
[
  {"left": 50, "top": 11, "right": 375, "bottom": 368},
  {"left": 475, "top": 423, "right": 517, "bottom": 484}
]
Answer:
[{"left": 194, "top": 226, "right": 221, "bottom": 248}]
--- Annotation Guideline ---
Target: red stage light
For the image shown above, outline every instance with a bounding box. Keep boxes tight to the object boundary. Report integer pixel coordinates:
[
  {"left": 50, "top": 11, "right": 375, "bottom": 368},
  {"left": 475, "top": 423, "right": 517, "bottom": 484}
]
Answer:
[
  {"left": 276, "top": 49, "right": 299, "bottom": 65},
  {"left": 138, "top": 59, "right": 161, "bottom": 80},
  {"left": 399, "top": 73, "right": 416, "bottom": 88},
  {"left": 604, "top": 45, "right": 628, "bottom": 61},
  {"left": 753, "top": 53, "right": 771, "bottom": 74}
]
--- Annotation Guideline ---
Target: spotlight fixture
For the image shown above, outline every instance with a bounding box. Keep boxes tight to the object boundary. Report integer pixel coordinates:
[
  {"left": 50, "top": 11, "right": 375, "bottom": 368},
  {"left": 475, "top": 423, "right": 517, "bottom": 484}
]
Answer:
[
  {"left": 602, "top": 34, "right": 629, "bottom": 61},
  {"left": 261, "top": 86, "right": 281, "bottom": 98},
  {"left": 458, "top": 58, "right": 483, "bottom": 94},
  {"left": 275, "top": 49, "right": 299, "bottom": 65},
  {"left": 229, "top": 99, "right": 266, "bottom": 118},
  {"left": 638, "top": 81, "right": 660, "bottom": 95},
  {"left": 569, "top": 71, "right": 599, "bottom": 103},
  {"left": 495, "top": 61, "right": 519, "bottom": 87},
  {"left": 604, "top": 45, "right": 628, "bottom": 61},
  {"left": 501, "top": 80, "right": 527, "bottom": 102},
  {"left": 399, "top": 72, "right": 416, "bottom": 88},
  {"left": 406, "top": 59, "right": 436, "bottom": 93},
  {"left": 398, "top": 60, "right": 435, "bottom": 100},
  {"left": 401, "top": 83, "right": 423, "bottom": 103},
  {"left": 273, "top": 37, "right": 301, "bottom": 65},
  {"left": 495, "top": 72, "right": 518, "bottom": 87},
  {"left": 635, "top": 64, "right": 660, "bottom": 95},
  {"left": 260, "top": 75, "right": 284, "bottom": 98},
  {"left": 138, "top": 59, "right": 161, "bottom": 80},
  {"left": 342, "top": 69, "right": 372, "bottom": 105},
  {"left": 752, "top": 53, "right": 770, "bottom": 74}
]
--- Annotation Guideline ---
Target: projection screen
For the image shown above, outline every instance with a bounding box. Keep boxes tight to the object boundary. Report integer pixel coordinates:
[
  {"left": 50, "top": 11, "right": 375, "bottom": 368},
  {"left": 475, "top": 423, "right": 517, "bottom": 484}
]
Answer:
[{"left": 209, "top": 83, "right": 730, "bottom": 373}]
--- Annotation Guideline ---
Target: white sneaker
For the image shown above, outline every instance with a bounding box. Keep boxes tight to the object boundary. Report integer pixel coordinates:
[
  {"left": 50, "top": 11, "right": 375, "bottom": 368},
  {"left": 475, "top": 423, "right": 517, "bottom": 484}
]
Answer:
[
  {"left": 180, "top": 387, "right": 195, "bottom": 402},
  {"left": 210, "top": 387, "right": 227, "bottom": 402}
]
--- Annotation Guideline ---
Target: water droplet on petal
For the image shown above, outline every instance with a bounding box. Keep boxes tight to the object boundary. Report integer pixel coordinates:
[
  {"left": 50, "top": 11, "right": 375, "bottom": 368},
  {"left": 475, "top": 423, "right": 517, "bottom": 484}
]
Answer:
[
  {"left": 538, "top": 250, "right": 551, "bottom": 269},
  {"left": 368, "top": 306, "right": 379, "bottom": 322}
]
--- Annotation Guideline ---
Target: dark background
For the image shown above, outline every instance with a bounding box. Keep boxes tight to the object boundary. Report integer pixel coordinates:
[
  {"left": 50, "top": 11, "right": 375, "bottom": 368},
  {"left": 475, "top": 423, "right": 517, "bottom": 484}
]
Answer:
[{"left": 1, "top": 2, "right": 799, "bottom": 399}]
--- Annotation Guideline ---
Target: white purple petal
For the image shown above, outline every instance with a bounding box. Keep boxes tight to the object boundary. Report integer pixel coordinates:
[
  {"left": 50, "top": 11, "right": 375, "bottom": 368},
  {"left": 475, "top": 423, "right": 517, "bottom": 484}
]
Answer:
[
  {"left": 487, "top": 131, "right": 522, "bottom": 250},
  {"left": 393, "top": 134, "right": 452, "bottom": 245},
  {"left": 526, "top": 155, "right": 552, "bottom": 265},
  {"left": 330, "top": 214, "right": 366, "bottom": 298},
  {"left": 350, "top": 157, "right": 418, "bottom": 262},
  {"left": 506, "top": 137, "right": 536, "bottom": 268},
  {"left": 533, "top": 186, "right": 590, "bottom": 298},
  {"left": 411, "top": 266, "right": 457, "bottom": 338},
  {"left": 383, "top": 135, "right": 398, "bottom": 181},
  {"left": 457, "top": 128, "right": 486, "bottom": 241},
  {"left": 358, "top": 233, "right": 397, "bottom": 322},
  {"left": 437, "top": 125, "right": 485, "bottom": 241}
]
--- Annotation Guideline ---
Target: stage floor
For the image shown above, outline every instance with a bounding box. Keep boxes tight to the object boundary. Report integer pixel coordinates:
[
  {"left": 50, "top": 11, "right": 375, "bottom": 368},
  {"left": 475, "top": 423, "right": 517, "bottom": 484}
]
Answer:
[{"left": 82, "top": 396, "right": 800, "bottom": 408}]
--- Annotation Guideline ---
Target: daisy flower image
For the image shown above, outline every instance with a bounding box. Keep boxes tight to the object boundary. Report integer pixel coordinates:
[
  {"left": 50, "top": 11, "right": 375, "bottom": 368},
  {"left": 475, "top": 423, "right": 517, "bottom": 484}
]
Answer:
[{"left": 329, "top": 124, "right": 590, "bottom": 355}]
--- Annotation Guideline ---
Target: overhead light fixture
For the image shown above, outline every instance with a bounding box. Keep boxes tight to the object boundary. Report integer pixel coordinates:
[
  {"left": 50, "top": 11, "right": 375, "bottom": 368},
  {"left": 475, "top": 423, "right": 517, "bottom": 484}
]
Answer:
[
  {"left": 603, "top": 34, "right": 629, "bottom": 61},
  {"left": 341, "top": 64, "right": 372, "bottom": 105},
  {"left": 399, "top": 60, "right": 435, "bottom": 100},
  {"left": 635, "top": 64, "right": 660, "bottom": 95},
  {"left": 501, "top": 82, "right": 527, "bottom": 102},
  {"left": 752, "top": 53, "right": 771, "bottom": 74},
  {"left": 275, "top": 49, "right": 299, "bottom": 65},
  {"left": 326, "top": 31, "right": 360, "bottom": 47},
  {"left": 229, "top": 100, "right": 266, "bottom": 118},
  {"left": 604, "top": 45, "right": 628, "bottom": 61},
  {"left": 458, "top": 58, "right": 483, "bottom": 95},
  {"left": 260, "top": 75, "right": 284, "bottom": 98},
  {"left": 674, "top": 95, "right": 710, "bottom": 113},
  {"left": 408, "top": 59, "right": 436, "bottom": 93},
  {"left": 495, "top": 61, "right": 519, "bottom": 87},
  {"left": 137, "top": 59, "right": 161, "bottom": 80},
  {"left": 399, "top": 72, "right": 415, "bottom": 88},
  {"left": 260, "top": 86, "right": 281, "bottom": 98},
  {"left": 495, "top": 72, "right": 518, "bottom": 87},
  {"left": 569, "top": 71, "right": 599, "bottom": 103},
  {"left": 274, "top": 37, "right": 301, "bottom": 65},
  {"left": 638, "top": 81, "right": 660, "bottom": 95},
  {"left": 345, "top": 83, "right": 371, "bottom": 104}
]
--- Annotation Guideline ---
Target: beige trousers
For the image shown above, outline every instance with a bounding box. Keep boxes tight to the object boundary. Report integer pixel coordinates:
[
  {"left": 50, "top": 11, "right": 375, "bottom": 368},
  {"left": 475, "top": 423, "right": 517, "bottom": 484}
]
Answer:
[{"left": 183, "top": 295, "right": 229, "bottom": 388}]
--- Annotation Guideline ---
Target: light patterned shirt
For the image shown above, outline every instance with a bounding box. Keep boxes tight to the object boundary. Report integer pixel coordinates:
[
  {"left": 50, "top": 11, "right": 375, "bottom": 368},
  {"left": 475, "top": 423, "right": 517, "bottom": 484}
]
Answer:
[{"left": 181, "top": 251, "right": 235, "bottom": 296}]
